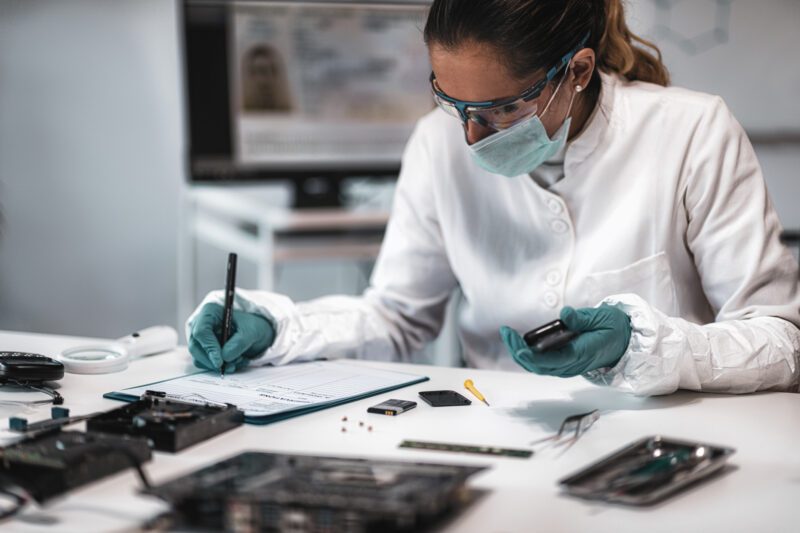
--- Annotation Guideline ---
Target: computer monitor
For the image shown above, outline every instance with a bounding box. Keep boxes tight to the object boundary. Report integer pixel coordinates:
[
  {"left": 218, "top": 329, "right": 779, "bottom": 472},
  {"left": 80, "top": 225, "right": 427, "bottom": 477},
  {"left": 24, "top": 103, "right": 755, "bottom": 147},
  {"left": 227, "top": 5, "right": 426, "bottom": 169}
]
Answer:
[{"left": 181, "top": 0, "right": 434, "bottom": 207}]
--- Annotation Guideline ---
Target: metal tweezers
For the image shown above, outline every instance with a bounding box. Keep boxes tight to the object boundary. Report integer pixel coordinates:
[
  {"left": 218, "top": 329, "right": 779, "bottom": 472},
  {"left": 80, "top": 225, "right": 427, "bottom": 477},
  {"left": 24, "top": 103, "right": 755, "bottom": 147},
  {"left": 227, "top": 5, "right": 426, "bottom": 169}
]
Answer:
[{"left": 530, "top": 409, "right": 600, "bottom": 454}]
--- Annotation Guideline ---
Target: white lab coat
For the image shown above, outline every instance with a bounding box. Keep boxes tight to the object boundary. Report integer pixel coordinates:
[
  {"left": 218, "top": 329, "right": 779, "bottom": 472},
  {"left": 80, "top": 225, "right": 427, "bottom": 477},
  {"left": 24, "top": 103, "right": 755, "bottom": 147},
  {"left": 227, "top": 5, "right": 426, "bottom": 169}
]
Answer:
[{"left": 189, "top": 72, "right": 800, "bottom": 396}]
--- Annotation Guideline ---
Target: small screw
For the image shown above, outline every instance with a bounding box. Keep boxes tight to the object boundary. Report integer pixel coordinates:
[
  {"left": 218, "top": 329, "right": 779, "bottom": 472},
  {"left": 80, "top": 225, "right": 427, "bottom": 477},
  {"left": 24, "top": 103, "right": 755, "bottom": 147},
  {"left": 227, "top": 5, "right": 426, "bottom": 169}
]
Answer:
[
  {"left": 359, "top": 421, "right": 364, "bottom": 427},
  {"left": 341, "top": 427, "right": 347, "bottom": 433},
  {"left": 341, "top": 416, "right": 348, "bottom": 422},
  {"left": 368, "top": 426, "right": 373, "bottom": 432}
]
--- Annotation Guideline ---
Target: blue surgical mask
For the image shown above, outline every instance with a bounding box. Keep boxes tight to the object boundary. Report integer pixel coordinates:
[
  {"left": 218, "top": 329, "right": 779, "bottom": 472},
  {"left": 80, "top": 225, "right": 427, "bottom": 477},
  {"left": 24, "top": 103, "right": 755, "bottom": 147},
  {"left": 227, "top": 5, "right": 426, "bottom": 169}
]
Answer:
[
  {"left": 468, "top": 70, "right": 575, "bottom": 178},
  {"left": 468, "top": 115, "right": 572, "bottom": 177}
]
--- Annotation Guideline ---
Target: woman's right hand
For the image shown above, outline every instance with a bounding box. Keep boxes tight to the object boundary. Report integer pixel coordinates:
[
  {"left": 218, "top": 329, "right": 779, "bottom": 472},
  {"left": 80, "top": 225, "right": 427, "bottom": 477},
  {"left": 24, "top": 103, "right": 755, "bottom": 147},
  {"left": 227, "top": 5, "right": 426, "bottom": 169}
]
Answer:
[{"left": 188, "top": 303, "right": 276, "bottom": 374}]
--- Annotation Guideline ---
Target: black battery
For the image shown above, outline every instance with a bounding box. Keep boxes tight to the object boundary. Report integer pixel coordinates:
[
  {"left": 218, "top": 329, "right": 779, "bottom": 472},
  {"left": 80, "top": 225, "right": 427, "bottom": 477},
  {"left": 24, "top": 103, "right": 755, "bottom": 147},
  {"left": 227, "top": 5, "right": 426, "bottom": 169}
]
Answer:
[{"left": 367, "top": 398, "right": 417, "bottom": 416}]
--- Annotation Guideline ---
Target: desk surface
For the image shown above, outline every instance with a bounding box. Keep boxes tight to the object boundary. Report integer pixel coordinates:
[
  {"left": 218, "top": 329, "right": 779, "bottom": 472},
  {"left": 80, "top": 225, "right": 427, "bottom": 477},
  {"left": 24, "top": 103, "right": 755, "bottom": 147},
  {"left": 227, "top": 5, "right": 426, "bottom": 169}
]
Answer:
[{"left": 1, "top": 330, "right": 798, "bottom": 533}]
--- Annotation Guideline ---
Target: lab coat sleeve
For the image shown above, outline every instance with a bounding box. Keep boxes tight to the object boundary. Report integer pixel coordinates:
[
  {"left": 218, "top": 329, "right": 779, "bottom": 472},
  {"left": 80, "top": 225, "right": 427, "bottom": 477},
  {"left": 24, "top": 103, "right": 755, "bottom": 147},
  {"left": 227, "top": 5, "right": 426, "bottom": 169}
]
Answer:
[
  {"left": 584, "top": 97, "right": 800, "bottom": 396},
  {"left": 584, "top": 294, "right": 799, "bottom": 395},
  {"left": 186, "top": 119, "right": 459, "bottom": 365}
]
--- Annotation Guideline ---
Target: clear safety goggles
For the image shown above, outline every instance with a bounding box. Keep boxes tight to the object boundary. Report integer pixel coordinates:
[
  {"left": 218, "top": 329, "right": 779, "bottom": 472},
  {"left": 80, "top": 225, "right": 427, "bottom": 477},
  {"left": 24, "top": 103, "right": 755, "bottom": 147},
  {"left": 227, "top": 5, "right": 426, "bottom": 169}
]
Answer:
[{"left": 430, "top": 33, "right": 589, "bottom": 131}]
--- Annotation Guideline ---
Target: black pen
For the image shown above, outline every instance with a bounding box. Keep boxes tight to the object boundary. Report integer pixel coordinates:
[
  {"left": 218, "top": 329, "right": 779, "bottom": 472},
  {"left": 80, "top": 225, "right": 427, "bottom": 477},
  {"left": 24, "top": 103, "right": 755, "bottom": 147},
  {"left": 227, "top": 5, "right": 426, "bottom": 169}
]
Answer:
[{"left": 220, "top": 252, "right": 237, "bottom": 378}]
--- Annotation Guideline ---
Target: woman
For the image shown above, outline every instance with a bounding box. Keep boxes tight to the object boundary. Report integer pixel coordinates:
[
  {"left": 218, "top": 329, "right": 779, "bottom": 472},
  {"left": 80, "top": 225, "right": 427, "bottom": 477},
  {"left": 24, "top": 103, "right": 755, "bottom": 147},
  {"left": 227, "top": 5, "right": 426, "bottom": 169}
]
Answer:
[{"left": 187, "top": 0, "right": 800, "bottom": 396}]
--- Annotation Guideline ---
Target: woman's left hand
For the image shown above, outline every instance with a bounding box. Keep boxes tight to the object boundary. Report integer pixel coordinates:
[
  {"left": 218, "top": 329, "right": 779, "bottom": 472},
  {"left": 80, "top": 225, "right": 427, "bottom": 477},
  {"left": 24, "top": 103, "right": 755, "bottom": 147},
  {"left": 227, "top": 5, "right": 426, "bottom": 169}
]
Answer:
[{"left": 501, "top": 304, "right": 632, "bottom": 377}]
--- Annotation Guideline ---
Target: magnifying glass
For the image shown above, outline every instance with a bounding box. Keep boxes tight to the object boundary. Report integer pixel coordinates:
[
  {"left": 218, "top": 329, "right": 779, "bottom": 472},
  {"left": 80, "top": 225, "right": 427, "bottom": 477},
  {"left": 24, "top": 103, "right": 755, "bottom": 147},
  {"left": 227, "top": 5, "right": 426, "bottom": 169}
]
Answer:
[{"left": 58, "top": 326, "right": 178, "bottom": 374}]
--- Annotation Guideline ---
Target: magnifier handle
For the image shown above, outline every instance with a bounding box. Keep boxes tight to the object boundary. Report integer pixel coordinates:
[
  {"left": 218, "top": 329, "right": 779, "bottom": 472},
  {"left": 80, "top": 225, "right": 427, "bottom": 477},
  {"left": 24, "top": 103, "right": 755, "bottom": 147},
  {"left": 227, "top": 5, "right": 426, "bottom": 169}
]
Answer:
[{"left": 117, "top": 325, "right": 178, "bottom": 359}]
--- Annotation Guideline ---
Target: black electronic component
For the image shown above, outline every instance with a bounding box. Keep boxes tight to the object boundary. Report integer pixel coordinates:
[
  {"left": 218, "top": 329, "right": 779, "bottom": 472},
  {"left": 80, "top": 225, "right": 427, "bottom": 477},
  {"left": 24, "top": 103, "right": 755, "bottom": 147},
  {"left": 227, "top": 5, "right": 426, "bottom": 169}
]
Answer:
[
  {"left": 523, "top": 319, "right": 579, "bottom": 352},
  {"left": 86, "top": 392, "right": 244, "bottom": 452},
  {"left": 399, "top": 440, "right": 533, "bottom": 459},
  {"left": 367, "top": 399, "right": 417, "bottom": 416},
  {"left": 0, "top": 352, "right": 65, "bottom": 405},
  {"left": 0, "top": 352, "right": 64, "bottom": 382},
  {"left": 418, "top": 390, "right": 471, "bottom": 407},
  {"left": 0, "top": 430, "right": 152, "bottom": 503},
  {"left": 147, "top": 452, "right": 486, "bottom": 532}
]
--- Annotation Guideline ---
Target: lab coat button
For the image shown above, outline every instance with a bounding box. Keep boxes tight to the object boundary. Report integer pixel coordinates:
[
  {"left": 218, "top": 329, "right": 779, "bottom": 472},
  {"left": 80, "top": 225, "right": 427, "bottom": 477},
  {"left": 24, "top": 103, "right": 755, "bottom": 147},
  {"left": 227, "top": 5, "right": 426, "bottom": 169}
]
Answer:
[
  {"left": 550, "top": 219, "right": 568, "bottom": 234},
  {"left": 547, "top": 199, "right": 563, "bottom": 214},
  {"left": 544, "top": 291, "right": 559, "bottom": 308},
  {"left": 546, "top": 270, "right": 561, "bottom": 286}
]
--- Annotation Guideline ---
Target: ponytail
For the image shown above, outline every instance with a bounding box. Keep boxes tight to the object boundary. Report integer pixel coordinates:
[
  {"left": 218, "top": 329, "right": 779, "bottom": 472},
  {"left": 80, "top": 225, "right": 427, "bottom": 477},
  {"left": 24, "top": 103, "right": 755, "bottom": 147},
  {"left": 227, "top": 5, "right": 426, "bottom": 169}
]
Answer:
[{"left": 595, "top": 0, "right": 670, "bottom": 86}]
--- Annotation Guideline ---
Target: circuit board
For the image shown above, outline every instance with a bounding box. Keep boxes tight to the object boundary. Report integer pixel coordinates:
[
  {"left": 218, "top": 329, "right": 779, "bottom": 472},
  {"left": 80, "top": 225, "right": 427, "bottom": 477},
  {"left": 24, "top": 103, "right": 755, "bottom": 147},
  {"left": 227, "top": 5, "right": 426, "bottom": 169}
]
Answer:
[
  {"left": 86, "top": 392, "right": 244, "bottom": 452},
  {"left": 147, "top": 452, "right": 486, "bottom": 532},
  {"left": 399, "top": 439, "right": 533, "bottom": 458},
  {"left": 0, "top": 430, "right": 152, "bottom": 502}
]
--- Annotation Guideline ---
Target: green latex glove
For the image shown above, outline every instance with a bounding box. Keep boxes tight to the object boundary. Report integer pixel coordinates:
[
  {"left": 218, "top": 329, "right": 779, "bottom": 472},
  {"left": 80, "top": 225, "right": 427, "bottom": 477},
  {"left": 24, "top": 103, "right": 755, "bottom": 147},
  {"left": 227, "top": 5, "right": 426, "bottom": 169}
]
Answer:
[
  {"left": 501, "top": 304, "right": 632, "bottom": 377},
  {"left": 188, "top": 303, "right": 276, "bottom": 374}
]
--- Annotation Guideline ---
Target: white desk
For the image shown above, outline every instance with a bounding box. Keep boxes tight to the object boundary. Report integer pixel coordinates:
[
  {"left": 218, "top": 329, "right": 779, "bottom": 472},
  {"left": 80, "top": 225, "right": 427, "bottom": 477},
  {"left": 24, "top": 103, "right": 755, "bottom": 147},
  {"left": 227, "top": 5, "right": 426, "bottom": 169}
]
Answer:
[{"left": 1, "top": 330, "right": 798, "bottom": 532}]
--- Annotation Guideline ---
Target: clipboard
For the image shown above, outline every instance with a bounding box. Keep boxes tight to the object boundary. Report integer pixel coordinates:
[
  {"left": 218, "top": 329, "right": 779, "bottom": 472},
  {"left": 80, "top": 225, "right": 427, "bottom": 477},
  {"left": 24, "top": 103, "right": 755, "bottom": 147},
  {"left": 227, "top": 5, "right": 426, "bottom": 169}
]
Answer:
[{"left": 104, "top": 361, "right": 428, "bottom": 425}]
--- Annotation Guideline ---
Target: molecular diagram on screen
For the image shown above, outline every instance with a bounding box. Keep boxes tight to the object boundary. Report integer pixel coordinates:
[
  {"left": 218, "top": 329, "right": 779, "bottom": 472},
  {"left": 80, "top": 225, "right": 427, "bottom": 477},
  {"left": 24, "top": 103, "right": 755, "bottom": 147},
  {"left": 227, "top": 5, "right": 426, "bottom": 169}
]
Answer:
[{"left": 648, "top": 0, "right": 734, "bottom": 56}]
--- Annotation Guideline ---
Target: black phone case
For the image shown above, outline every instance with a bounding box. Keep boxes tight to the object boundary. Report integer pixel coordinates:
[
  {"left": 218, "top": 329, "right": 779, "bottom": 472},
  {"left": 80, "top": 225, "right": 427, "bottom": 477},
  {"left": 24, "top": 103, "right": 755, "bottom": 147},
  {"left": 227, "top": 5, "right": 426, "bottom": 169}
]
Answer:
[
  {"left": 523, "top": 320, "right": 578, "bottom": 352},
  {"left": 418, "top": 390, "right": 471, "bottom": 407}
]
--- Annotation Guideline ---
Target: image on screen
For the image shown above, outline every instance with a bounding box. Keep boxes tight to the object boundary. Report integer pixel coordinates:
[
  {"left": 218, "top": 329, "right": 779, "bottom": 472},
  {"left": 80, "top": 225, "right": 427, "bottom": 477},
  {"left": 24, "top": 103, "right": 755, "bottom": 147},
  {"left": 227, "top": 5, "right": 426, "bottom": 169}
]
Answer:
[{"left": 183, "top": 0, "right": 433, "bottom": 181}]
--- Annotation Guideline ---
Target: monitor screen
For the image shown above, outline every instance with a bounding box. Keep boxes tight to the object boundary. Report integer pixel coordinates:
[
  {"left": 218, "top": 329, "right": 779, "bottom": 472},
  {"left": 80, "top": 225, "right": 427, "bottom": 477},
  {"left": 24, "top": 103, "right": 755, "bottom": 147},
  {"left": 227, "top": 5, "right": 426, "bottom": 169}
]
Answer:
[{"left": 182, "top": 0, "right": 433, "bottom": 182}]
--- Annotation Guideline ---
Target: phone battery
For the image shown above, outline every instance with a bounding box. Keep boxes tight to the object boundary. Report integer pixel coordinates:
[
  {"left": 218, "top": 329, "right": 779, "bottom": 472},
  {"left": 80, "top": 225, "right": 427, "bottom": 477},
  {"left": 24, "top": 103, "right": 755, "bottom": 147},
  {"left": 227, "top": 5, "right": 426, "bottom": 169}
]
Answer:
[{"left": 367, "top": 399, "right": 417, "bottom": 416}]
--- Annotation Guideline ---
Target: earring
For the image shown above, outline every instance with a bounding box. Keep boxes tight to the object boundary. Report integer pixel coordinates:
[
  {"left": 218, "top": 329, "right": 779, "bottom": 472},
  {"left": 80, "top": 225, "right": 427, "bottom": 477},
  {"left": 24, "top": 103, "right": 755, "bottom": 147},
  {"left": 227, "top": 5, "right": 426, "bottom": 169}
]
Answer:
[{"left": 575, "top": 85, "right": 584, "bottom": 93}]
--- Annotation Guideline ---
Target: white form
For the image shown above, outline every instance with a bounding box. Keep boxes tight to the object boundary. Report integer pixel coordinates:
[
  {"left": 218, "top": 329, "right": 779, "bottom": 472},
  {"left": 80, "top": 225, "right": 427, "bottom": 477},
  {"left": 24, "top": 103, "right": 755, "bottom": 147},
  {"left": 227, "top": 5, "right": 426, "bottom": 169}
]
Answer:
[{"left": 119, "top": 361, "right": 425, "bottom": 417}]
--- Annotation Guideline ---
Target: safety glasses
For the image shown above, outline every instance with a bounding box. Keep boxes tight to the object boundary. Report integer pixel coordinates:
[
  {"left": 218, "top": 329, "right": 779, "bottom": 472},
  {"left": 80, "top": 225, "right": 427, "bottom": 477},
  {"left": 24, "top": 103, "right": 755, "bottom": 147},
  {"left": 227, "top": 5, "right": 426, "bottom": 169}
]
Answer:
[{"left": 431, "top": 33, "right": 589, "bottom": 130}]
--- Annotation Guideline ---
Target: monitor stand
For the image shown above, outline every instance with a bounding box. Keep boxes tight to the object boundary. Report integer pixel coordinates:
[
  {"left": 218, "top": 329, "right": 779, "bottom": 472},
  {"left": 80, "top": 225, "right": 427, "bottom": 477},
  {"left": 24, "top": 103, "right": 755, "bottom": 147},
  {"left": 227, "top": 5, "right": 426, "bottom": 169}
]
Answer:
[{"left": 293, "top": 176, "right": 343, "bottom": 209}]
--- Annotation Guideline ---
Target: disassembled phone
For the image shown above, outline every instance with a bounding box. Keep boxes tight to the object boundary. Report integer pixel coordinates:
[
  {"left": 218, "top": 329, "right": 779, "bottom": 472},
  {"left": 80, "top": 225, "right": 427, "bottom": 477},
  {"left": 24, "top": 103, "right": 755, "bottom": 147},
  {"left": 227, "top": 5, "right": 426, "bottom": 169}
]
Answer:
[
  {"left": 86, "top": 391, "right": 244, "bottom": 452},
  {"left": 367, "top": 398, "right": 417, "bottom": 416},
  {"left": 418, "top": 390, "right": 471, "bottom": 407},
  {"left": 0, "top": 392, "right": 246, "bottom": 509},
  {"left": 523, "top": 319, "right": 579, "bottom": 352},
  {"left": 146, "top": 452, "right": 486, "bottom": 532},
  {"left": 0, "top": 430, "right": 152, "bottom": 503}
]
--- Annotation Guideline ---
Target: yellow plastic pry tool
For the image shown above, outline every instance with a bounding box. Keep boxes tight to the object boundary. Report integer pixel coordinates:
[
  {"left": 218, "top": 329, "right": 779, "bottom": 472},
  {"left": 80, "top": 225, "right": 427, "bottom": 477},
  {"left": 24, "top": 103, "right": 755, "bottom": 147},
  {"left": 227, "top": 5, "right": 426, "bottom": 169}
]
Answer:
[{"left": 463, "top": 379, "right": 490, "bottom": 407}]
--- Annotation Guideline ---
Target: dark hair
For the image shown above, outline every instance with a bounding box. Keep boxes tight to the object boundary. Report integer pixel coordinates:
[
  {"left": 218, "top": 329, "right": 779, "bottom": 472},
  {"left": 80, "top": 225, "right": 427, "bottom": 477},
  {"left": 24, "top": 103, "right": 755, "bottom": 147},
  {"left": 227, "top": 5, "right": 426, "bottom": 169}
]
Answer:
[{"left": 424, "top": 0, "right": 669, "bottom": 87}]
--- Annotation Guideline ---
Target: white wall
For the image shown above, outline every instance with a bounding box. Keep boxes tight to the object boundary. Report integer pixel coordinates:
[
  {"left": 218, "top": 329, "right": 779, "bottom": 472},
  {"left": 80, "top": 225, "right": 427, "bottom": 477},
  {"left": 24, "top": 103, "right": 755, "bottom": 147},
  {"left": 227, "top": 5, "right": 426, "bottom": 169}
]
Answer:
[
  {"left": 0, "top": 0, "right": 183, "bottom": 337},
  {"left": 624, "top": 0, "right": 800, "bottom": 231}
]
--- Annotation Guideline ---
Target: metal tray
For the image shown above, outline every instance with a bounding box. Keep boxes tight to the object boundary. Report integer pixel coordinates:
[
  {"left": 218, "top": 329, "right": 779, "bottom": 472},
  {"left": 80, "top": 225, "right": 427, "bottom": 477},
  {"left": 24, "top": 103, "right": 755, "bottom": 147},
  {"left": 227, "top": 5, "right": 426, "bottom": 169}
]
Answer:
[{"left": 559, "top": 435, "right": 735, "bottom": 505}]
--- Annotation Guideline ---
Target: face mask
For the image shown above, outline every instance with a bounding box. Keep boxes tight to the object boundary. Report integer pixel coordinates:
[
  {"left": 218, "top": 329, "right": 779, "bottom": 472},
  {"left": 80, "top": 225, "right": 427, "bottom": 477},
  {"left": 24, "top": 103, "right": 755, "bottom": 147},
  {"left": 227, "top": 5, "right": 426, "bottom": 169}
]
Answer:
[
  {"left": 468, "top": 115, "right": 572, "bottom": 177},
  {"left": 468, "top": 69, "right": 576, "bottom": 178}
]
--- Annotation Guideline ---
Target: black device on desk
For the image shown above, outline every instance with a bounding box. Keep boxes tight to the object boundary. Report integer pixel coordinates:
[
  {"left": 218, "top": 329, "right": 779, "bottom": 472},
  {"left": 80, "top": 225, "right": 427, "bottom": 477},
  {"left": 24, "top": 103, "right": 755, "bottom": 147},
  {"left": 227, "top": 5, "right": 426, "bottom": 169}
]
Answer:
[
  {"left": 147, "top": 452, "right": 485, "bottom": 531},
  {"left": 524, "top": 319, "right": 579, "bottom": 352},
  {"left": 0, "top": 391, "right": 245, "bottom": 517},
  {"left": 86, "top": 391, "right": 244, "bottom": 452},
  {"left": 0, "top": 430, "right": 152, "bottom": 503},
  {"left": 367, "top": 399, "right": 417, "bottom": 416},
  {"left": 419, "top": 390, "right": 471, "bottom": 407},
  {"left": 0, "top": 352, "right": 64, "bottom": 382},
  {"left": 0, "top": 352, "right": 64, "bottom": 405}
]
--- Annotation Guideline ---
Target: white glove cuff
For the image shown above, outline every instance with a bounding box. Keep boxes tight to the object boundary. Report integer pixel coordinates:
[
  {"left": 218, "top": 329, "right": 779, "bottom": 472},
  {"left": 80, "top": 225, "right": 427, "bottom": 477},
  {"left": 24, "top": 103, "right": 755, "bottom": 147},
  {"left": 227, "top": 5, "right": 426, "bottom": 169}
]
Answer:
[
  {"left": 581, "top": 293, "right": 670, "bottom": 395},
  {"left": 185, "top": 288, "right": 294, "bottom": 364}
]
